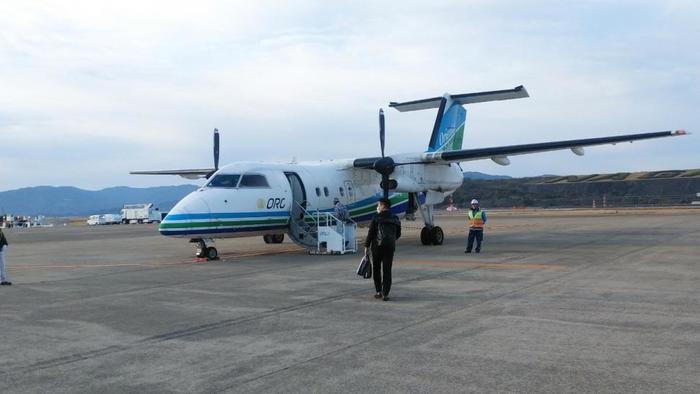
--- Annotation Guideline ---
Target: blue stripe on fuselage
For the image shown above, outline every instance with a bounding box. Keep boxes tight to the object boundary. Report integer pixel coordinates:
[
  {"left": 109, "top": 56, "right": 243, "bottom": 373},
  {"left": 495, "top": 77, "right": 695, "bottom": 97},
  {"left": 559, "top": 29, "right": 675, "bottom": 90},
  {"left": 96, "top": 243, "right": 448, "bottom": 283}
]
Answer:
[
  {"left": 160, "top": 224, "right": 288, "bottom": 236},
  {"left": 164, "top": 211, "right": 289, "bottom": 221}
]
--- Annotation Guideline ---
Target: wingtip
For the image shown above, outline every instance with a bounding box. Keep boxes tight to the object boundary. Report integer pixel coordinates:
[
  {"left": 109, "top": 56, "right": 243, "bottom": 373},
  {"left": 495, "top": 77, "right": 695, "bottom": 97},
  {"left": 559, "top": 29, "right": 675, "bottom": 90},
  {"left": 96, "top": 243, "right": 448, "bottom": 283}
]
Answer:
[
  {"left": 516, "top": 85, "right": 530, "bottom": 98},
  {"left": 674, "top": 129, "right": 689, "bottom": 135}
]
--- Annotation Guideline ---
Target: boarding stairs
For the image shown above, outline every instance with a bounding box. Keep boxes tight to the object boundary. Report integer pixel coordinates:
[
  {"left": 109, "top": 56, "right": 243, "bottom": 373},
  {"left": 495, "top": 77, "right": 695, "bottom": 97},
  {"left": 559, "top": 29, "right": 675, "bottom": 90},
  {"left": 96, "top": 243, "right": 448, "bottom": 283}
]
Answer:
[{"left": 287, "top": 201, "right": 357, "bottom": 254}]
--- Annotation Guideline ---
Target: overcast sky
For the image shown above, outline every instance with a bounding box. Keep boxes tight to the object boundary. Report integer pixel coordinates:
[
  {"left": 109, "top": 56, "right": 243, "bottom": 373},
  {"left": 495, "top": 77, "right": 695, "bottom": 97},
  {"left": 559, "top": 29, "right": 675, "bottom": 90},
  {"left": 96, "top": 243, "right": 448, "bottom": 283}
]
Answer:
[{"left": 0, "top": 0, "right": 698, "bottom": 191}]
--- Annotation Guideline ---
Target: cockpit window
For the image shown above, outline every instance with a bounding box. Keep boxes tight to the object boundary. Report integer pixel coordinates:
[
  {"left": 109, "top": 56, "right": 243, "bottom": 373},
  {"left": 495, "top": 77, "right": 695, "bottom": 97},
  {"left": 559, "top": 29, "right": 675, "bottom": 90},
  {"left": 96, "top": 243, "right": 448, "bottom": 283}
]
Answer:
[
  {"left": 207, "top": 174, "right": 240, "bottom": 188},
  {"left": 239, "top": 174, "right": 269, "bottom": 188}
]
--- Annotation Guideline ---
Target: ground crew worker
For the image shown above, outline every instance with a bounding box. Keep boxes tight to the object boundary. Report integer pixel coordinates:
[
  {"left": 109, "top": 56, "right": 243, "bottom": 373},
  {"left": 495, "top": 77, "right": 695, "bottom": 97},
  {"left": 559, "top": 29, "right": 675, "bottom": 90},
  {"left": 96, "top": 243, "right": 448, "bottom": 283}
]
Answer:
[
  {"left": 465, "top": 199, "right": 487, "bottom": 253},
  {"left": 0, "top": 228, "right": 11, "bottom": 285},
  {"left": 364, "top": 198, "right": 401, "bottom": 301}
]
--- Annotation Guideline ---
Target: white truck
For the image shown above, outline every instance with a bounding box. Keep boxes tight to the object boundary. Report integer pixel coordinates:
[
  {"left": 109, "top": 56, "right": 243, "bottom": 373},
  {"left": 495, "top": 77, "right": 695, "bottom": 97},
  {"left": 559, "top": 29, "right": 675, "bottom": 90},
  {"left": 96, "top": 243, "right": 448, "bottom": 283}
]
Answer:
[
  {"left": 87, "top": 214, "right": 122, "bottom": 226},
  {"left": 87, "top": 215, "right": 105, "bottom": 226},
  {"left": 121, "top": 203, "right": 161, "bottom": 224}
]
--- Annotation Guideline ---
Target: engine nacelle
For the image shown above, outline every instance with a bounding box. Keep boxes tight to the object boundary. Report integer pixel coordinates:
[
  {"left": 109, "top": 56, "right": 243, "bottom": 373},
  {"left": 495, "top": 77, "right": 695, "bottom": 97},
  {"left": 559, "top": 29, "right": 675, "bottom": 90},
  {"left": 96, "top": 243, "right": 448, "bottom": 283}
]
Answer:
[{"left": 389, "top": 163, "right": 463, "bottom": 193}]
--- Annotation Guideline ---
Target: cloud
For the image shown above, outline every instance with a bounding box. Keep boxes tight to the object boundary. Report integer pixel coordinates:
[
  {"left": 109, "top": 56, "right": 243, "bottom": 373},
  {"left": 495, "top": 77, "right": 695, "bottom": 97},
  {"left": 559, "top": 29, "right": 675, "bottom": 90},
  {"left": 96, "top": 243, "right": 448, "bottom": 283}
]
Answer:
[{"left": 0, "top": 0, "right": 697, "bottom": 190}]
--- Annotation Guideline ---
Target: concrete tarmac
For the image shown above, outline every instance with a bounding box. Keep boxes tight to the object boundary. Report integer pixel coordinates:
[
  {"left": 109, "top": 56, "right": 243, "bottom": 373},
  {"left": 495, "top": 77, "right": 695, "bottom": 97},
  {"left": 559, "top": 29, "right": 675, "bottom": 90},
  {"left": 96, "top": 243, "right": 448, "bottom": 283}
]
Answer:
[{"left": 0, "top": 209, "right": 699, "bottom": 393}]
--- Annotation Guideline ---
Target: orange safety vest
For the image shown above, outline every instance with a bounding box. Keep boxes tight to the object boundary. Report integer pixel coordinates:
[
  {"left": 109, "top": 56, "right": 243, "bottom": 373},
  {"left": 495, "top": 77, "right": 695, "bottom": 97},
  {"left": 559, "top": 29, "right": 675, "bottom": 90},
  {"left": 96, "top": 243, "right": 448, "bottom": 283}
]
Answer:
[{"left": 468, "top": 209, "right": 485, "bottom": 229}]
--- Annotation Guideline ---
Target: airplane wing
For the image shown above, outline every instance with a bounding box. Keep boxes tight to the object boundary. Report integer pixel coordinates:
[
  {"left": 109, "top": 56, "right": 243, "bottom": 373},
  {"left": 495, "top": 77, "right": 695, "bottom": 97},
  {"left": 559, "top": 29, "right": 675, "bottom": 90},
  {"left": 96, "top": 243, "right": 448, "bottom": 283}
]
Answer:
[
  {"left": 129, "top": 169, "right": 214, "bottom": 179},
  {"left": 353, "top": 130, "right": 687, "bottom": 169},
  {"left": 421, "top": 129, "right": 688, "bottom": 164}
]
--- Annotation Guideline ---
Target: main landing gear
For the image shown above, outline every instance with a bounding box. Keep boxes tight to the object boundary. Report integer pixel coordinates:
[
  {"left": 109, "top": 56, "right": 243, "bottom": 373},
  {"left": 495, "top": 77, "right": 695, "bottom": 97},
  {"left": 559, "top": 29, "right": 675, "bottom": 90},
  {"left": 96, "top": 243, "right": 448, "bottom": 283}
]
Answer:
[
  {"left": 191, "top": 238, "right": 218, "bottom": 260},
  {"left": 412, "top": 192, "right": 445, "bottom": 246},
  {"left": 420, "top": 225, "right": 444, "bottom": 245},
  {"left": 263, "top": 234, "right": 285, "bottom": 244}
]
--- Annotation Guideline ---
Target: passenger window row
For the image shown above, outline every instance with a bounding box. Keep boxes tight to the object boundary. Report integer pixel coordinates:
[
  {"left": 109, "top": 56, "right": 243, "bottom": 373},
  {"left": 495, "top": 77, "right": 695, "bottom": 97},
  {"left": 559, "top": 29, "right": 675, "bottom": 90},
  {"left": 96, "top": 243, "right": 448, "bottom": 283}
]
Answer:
[{"left": 315, "top": 185, "right": 353, "bottom": 199}]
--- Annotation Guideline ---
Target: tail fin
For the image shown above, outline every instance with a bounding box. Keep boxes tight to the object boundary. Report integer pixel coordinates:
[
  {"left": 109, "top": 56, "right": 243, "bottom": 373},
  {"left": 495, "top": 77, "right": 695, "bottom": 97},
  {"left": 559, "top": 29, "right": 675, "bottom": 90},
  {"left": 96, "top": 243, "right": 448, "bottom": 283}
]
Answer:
[
  {"left": 427, "top": 97, "right": 466, "bottom": 152},
  {"left": 388, "top": 85, "right": 529, "bottom": 153}
]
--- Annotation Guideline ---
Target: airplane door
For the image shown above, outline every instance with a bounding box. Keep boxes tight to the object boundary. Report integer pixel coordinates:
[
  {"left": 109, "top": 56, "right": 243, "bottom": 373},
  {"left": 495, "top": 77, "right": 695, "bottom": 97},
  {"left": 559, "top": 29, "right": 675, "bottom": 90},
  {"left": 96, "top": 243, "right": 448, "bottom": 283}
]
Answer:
[
  {"left": 285, "top": 172, "right": 307, "bottom": 220},
  {"left": 344, "top": 180, "right": 356, "bottom": 203}
]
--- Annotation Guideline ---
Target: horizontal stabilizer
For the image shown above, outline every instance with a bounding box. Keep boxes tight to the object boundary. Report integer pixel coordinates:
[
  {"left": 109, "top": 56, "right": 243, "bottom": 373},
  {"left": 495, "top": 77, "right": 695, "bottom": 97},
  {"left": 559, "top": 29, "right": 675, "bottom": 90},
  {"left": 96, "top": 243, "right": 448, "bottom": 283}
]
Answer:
[{"left": 389, "top": 85, "right": 529, "bottom": 112}]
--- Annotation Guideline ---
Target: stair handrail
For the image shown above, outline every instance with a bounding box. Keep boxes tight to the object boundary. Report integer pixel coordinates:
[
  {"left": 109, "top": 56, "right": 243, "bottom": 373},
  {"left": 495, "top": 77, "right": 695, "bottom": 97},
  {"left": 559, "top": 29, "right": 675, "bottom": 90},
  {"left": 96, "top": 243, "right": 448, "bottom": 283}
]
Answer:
[
  {"left": 293, "top": 200, "right": 320, "bottom": 226},
  {"left": 292, "top": 200, "right": 357, "bottom": 253}
]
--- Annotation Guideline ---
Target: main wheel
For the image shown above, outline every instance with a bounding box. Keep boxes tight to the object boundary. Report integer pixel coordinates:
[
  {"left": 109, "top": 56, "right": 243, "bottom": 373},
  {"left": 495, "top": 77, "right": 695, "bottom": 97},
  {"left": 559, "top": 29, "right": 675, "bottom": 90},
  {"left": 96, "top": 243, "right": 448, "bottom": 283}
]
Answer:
[
  {"left": 430, "top": 226, "right": 444, "bottom": 245},
  {"left": 271, "top": 234, "right": 284, "bottom": 243},
  {"left": 263, "top": 234, "right": 272, "bottom": 244},
  {"left": 206, "top": 247, "right": 218, "bottom": 260},
  {"left": 420, "top": 227, "right": 432, "bottom": 245}
]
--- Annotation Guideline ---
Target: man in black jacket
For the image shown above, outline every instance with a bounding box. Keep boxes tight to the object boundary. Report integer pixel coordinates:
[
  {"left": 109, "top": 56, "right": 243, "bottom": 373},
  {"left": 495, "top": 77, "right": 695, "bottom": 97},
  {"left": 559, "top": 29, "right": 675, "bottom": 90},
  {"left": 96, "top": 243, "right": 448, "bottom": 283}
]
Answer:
[{"left": 364, "top": 198, "right": 401, "bottom": 301}]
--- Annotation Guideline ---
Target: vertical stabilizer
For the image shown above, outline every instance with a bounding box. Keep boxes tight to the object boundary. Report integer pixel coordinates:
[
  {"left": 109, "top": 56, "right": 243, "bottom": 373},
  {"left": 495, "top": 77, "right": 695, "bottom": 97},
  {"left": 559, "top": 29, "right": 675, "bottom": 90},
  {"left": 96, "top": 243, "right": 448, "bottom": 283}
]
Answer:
[{"left": 426, "top": 96, "right": 467, "bottom": 152}]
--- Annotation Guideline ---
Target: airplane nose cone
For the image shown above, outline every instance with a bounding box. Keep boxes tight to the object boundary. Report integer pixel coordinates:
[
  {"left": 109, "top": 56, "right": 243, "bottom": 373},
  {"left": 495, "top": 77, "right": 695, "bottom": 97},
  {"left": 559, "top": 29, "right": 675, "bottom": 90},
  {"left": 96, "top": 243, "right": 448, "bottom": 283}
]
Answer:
[{"left": 159, "top": 191, "right": 212, "bottom": 237}]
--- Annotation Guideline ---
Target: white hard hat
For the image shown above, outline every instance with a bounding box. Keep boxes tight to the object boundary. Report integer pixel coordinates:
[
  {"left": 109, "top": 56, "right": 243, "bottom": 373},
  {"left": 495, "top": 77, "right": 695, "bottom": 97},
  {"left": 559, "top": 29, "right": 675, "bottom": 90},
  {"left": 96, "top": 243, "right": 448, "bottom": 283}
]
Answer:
[{"left": 470, "top": 199, "right": 479, "bottom": 205}]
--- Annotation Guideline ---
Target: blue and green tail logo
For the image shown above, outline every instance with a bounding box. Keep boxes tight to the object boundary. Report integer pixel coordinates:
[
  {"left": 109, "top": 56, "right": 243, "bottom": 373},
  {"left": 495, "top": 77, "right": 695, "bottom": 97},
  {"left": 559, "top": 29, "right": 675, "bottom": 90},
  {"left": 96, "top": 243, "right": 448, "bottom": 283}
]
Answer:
[{"left": 427, "top": 102, "right": 466, "bottom": 152}]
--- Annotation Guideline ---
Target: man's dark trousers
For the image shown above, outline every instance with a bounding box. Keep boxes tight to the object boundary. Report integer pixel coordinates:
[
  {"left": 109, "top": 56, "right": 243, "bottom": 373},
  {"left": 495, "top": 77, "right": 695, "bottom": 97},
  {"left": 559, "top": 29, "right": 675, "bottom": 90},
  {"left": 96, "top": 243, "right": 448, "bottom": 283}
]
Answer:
[
  {"left": 372, "top": 245, "right": 394, "bottom": 296},
  {"left": 466, "top": 229, "right": 483, "bottom": 252}
]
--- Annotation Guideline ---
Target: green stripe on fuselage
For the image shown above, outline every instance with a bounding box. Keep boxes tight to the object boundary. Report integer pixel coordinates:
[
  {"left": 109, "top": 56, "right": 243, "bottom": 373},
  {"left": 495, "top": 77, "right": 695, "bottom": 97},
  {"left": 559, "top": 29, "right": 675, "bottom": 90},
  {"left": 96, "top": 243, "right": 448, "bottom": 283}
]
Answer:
[{"left": 160, "top": 218, "right": 288, "bottom": 229}]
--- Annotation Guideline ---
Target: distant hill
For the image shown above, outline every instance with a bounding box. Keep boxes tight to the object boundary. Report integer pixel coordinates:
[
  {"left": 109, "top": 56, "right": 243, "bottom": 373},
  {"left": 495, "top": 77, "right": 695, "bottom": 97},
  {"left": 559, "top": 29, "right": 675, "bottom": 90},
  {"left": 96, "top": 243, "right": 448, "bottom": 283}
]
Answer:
[
  {"left": 463, "top": 172, "right": 512, "bottom": 180},
  {"left": 0, "top": 185, "right": 199, "bottom": 217},
  {"left": 451, "top": 169, "right": 700, "bottom": 208}
]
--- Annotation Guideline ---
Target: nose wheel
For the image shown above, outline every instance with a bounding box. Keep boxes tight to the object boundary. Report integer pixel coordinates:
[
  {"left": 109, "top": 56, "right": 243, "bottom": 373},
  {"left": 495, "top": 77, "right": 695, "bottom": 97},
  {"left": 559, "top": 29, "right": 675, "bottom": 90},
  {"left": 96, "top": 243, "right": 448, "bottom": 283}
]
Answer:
[{"left": 192, "top": 239, "right": 219, "bottom": 260}]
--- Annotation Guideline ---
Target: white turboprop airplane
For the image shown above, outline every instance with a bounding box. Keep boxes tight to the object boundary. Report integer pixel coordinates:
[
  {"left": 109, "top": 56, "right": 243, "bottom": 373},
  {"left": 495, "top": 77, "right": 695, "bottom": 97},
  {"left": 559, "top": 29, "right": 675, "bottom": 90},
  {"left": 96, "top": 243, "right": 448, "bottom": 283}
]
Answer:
[{"left": 132, "top": 86, "right": 687, "bottom": 259}]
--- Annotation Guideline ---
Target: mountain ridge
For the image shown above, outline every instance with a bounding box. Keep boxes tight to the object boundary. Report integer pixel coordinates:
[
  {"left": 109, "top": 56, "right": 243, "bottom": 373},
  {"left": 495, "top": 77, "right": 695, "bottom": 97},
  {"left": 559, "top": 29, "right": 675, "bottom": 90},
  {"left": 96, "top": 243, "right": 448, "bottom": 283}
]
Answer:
[{"left": 0, "top": 185, "right": 199, "bottom": 216}]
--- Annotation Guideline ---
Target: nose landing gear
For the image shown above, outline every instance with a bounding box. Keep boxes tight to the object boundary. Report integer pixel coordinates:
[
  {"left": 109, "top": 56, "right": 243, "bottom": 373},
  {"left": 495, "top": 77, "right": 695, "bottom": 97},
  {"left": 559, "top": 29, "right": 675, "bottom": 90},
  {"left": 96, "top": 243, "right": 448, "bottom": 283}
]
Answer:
[{"left": 191, "top": 238, "right": 219, "bottom": 260}]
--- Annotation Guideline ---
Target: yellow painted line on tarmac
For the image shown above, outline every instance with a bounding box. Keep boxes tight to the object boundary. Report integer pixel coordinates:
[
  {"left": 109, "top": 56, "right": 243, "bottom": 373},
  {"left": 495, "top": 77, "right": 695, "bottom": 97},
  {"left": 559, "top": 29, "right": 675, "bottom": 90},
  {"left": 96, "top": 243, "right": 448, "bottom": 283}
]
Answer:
[{"left": 398, "top": 259, "right": 565, "bottom": 270}]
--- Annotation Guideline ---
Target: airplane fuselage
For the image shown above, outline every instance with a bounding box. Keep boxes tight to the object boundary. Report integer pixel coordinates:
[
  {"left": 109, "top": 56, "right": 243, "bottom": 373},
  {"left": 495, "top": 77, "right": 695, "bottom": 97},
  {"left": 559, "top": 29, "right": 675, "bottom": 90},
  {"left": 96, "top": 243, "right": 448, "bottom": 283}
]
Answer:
[{"left": 159, "top": 160, "right": 463, "bottom": 239}]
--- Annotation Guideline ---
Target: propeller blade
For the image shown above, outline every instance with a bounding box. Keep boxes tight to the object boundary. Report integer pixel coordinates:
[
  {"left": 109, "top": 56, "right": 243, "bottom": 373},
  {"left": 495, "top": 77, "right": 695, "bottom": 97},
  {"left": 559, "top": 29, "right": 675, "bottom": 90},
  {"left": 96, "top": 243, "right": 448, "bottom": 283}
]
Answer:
[
  {"left": 379, "top": 109, "right": 385, "bottom": 158},
  {"left": 213, "top": 128, "right": 220, "bottom": 171},
  {"left": 382, "top": 174, "right": 389, "bottom": 199}
]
